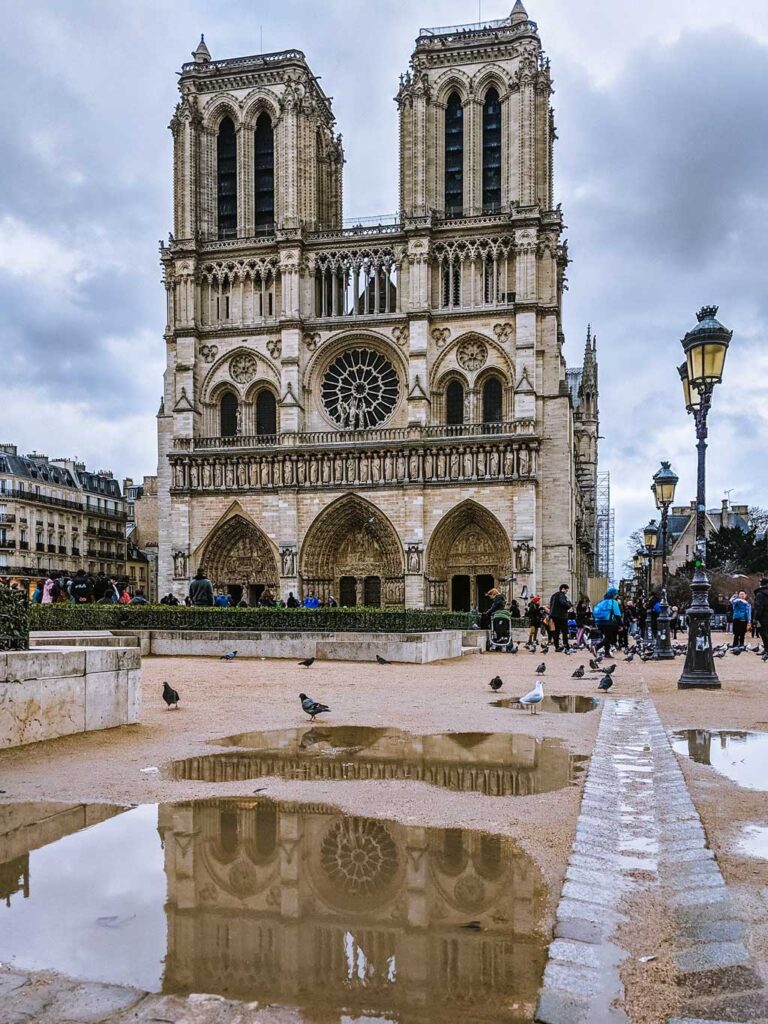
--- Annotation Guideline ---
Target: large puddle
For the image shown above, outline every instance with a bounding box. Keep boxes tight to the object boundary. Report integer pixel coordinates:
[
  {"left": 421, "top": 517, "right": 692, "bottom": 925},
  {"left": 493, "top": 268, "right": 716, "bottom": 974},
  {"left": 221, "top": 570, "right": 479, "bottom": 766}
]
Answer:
[
  {"left": 0, "top": 799, "right": 548, "bottom": 1021},
  {"left": 490, "top": 695, "right": 600, "bottom": 714},
  {"left": 671, "top": 730, "right": 768, "bottom": 791},
  {"left": 171, "top": 726, "right": 588, "bottom": 796}
]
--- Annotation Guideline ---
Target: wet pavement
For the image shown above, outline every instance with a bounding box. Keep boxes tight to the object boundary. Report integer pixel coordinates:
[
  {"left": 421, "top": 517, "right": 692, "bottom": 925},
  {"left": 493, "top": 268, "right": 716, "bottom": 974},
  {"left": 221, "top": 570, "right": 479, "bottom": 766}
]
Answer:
[
  {"left": 170, "top": 726, "right": 588, "bottom": 796},
  {"left": 734, "top": 825, "right": 768, "bottom": 860},
  {"left": 0, "top": 798, "right": 549, "bottom": 1022},
  {"left": 490, "top": 696, "right": 600, "bottom": 714},
  {"left": 671, "top": 729, "right": 768, "bottom": 790}
]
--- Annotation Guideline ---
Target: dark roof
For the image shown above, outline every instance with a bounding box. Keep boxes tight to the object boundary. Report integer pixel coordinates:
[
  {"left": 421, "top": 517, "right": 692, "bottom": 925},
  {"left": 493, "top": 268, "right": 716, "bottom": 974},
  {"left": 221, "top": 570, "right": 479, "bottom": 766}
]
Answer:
[
  {"left": 0, "top": 453, "right": 76, "bottom": 488},
  {"left": 77, "top": 470, "right": 122, "bottom": 498}
]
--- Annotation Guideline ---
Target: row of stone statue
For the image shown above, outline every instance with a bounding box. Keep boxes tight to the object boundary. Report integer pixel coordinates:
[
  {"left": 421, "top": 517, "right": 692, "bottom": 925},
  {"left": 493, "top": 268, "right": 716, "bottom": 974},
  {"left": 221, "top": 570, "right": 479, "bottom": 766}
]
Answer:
[{"left": 171, "top": 442, "right": 537, "bottom": 491}]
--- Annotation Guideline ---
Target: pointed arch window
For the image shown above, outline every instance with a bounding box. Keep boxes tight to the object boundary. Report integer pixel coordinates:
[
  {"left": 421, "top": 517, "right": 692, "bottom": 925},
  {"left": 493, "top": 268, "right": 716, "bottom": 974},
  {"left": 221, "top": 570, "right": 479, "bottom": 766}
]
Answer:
[
  {"left": 220, "top": 392, "right": 239, "bottom": 437},
  {"left": 482, "top": 376, "right": 503, "bottom": 423},
  {"left": 254, "top": 112, "right": 275, "bottom": 233},
  {"left": 256, "top": 388, "right": 277, "bottom": 436},
  {"left": 446, "top": 380, "right": 465, "bottom": 425},
  {"left": 482, "top": 87, "right": 502, "bottom": 212},
  {"left": 217, "top": 116, "right": 237, "bottom": 239},
  {"left": 444, "top": 92, "right": 464, "bottom": 216}
]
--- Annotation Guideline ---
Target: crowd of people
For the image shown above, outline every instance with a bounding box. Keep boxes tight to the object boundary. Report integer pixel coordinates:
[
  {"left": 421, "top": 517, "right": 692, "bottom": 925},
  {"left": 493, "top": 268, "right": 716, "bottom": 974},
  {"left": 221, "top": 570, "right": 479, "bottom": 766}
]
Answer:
[
  {"left": 168, "top": 570, "right": 342, "bottom": 609},
  {"left": 27, "top": 570, "right": 148, "bottom": 605}
]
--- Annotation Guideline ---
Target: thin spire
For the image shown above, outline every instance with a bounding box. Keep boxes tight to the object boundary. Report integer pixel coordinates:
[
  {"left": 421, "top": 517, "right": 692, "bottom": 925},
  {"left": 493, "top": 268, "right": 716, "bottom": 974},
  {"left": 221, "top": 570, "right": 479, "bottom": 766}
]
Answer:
[
  {"left": 193, "top": 33, "right": 211, "bottom": 63},
  {"left": 510, "top": 0, "right": 529, "bottom": 24}
]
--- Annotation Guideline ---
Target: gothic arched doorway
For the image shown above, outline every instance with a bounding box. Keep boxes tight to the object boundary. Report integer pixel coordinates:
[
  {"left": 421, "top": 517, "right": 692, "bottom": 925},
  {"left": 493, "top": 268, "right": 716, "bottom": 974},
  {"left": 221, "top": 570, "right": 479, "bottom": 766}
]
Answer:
[
  {"left": 199, "top": 514, "right": 279, "bottom": 605},
  {"left": 426, "top": 501, "right": 512, "bottom": 611},
  {"left": 300, "top": 495, "right": 404, "bottom": 606}
]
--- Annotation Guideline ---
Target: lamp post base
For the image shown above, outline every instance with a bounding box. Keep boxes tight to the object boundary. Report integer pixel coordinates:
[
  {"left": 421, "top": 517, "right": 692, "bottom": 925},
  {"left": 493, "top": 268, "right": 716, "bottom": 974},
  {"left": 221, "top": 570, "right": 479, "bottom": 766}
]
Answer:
[
  {"left": 654, "top": 594, "right": 675, "bottom": 660},
  {"left": 678, "top": 568, "right": 720, "bottom": 689}
]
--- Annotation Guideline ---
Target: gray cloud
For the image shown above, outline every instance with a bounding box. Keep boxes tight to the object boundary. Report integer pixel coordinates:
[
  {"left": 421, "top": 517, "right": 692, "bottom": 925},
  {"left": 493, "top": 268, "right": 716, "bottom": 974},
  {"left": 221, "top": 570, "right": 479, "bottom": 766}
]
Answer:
[{"left": 0, "top": 2, "right": 765, "bottom": 565}]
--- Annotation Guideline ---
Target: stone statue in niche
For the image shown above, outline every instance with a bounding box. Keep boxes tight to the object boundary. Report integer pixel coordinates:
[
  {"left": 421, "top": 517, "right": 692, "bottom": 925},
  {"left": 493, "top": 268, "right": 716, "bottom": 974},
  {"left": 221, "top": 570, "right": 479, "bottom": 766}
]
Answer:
[
  {"left": 235, "top": 404, "right": 243, "bottom": 435},
  {"left": 409, "top": 453, "right": 419, "bottom": 479},
  {"left": 202, "top": 462, "right": 212, "bottom": 487},
  {"left": 360, "top": 457, "right": 369, "bottom": 483},
  {"left": 489, "top": 450, "right": 499, "bottom": 476},
  {"left": 172, "top": 550, "right": 188, "bottom": 579},
  {"left": 406, "top": 545, "right": 422, "bottom": 573},
  {"left": 516, "top": 542, "right": 531, "bottom": 572},
  {"left": 450, "top": 452, "right": 460, "bottom": 478},
  {"left": 504, "top": 449, "right": 514, "bottom": 476},
  {"left": 281, "top": 547, "right": 296, "bottom": 577},
  {"left": 519, "top": 447, "right": 530, "bottom": 476}
]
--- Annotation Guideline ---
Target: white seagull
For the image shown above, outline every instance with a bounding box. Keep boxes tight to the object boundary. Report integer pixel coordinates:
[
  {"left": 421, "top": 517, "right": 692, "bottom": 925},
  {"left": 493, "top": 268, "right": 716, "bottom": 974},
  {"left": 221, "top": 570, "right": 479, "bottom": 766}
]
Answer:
[{"left": 518, "top": 680, "right": 544, "bottom": 714}]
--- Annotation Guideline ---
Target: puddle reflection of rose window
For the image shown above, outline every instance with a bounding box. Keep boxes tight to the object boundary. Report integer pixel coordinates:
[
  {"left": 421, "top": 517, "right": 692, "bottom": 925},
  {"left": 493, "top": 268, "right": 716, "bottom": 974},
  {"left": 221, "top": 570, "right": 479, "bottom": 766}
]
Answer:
[
  {"left": 322, "top": 349, "right": 399, "bottom": 429},
  {"left": 320, "top": 818, "right": 399, "bottom": 903}
]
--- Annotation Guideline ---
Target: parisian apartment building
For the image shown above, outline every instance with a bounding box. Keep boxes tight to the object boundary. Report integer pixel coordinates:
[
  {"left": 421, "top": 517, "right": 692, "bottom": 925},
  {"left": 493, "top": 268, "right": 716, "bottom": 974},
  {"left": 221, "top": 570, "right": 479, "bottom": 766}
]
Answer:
[{"left": 0, "top": 446, "right": 127, "bottom": 591}]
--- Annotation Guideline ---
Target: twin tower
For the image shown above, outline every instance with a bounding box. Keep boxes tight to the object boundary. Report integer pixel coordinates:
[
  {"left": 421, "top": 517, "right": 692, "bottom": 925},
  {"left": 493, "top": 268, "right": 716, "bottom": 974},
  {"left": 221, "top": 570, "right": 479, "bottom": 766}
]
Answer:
[{"left": 157, "top": 4, "right": 599, "bottom": 610}]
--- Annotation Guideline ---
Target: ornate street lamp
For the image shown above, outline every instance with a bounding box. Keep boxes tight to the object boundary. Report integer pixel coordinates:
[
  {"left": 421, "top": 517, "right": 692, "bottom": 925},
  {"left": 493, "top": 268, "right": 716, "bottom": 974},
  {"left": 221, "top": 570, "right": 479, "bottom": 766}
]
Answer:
[
  {"left": 643, "top": 520, "right": 658, "bottom": 641},
  {"left": 678, "top": 305, "right": 732, "bottom": 689},
  {"left": 651, "top": 461, "right": 679, "bottom": 659}
]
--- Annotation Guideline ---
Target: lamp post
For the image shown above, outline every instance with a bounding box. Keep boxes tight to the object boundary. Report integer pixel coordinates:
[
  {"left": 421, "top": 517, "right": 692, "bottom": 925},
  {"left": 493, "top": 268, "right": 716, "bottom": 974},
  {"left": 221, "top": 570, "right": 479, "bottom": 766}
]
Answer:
[
  {"left": 677, "top": 305, "right": 732, "bottom": 689},
  {"left": 651, "top": 461, "right": 679, "bottom": 659},
  {"left": 643, "top": 520, "right": 658, "bottom": 641},
  {"left": 633, "top": 551, "right": 644, "bottom": 601}
]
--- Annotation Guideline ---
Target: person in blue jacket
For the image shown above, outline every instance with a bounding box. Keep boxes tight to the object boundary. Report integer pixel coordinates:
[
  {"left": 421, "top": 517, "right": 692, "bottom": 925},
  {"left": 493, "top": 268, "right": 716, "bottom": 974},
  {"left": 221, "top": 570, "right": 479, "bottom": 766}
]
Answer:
[{"left": 592, "top": 587, "right": 622, "bottom": 658}]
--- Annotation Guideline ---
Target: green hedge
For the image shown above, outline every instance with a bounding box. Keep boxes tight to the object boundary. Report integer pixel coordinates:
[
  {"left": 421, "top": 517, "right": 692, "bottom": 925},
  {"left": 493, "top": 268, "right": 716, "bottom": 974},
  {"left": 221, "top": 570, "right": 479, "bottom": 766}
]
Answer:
[
  {"left": 29, "top": 604, "right": 482, "bottom": 634},
  {"left": 0, "top": 584, "right": 29, "bottom": 651}
]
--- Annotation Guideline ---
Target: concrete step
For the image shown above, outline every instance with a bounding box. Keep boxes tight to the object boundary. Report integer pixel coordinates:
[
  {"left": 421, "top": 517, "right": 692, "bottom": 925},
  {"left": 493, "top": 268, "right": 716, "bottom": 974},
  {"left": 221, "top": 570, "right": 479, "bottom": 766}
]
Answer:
[{"left": 460, "top": 646, "right": 481, "bottom": 656}]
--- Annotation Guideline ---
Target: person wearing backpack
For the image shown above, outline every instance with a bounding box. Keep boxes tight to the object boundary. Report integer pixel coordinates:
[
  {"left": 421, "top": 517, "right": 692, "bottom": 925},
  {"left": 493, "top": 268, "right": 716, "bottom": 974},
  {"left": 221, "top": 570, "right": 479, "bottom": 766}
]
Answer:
[
  {"left": 592, "top": 587, "right": 622, "bottom": 657},
  {"left": 70, "top": 569, "right": 94, "bottom": 604}
]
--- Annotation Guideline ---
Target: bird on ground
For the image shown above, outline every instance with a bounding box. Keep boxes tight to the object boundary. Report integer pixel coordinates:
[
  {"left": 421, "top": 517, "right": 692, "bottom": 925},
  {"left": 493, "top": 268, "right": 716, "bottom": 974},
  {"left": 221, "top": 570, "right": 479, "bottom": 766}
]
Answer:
[
  {"left": 298, "top": 657, "right": 315, "bottom": 668},
  {"left": 299, "top": 693, "right": 330, "bottom": 721},
  {"left": 714, "top": 650, "right": 727, "bottom": 659},
  {"left": 490, "top": 675, "right": 504, "bottom": 691},
  {"left": 572, "top": 665, "right": 585, "bottom": 678},
  {"left": 535, "top": 662, "right": 546, "bottom": 674},
  {"left": 598, "top": 674, "right": 614, "bottom": 691},
  {"left": 507, "top": 642, "right": 519, "bottom": 654},
  {"left": 540, "top": 644, "right": 550, "bottom": 654},
  {"left": 376, "top": 655, "right": 390, "bottom": 665},
  {"left": 762, "top": 652, "right": 768, "bottom": 662},
  {"left": 518, "top": 680, "right": 544, "bottom": 713},
  {"left": 589, "top": 659, "right": 601, "bottom": 671},
  {"left": 731, "top": 647, "right": 743, "bottom": 656},
  {"left": 220, "top": 651, "right": 238, "bottom": 661},
  {"left": 162, "top": 681, "right": 180, "bottom": 709},
  {"left": 624, "top": 651, "right": 636, "bottom": 663},
  {"left": 603, "top": 664, "right": 617, "bottom": 675}
]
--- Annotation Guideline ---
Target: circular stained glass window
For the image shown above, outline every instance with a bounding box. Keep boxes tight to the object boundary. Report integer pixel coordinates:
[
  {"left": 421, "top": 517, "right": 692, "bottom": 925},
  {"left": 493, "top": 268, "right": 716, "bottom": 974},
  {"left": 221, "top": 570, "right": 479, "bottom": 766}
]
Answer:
[{"left": 321, "top": 348, "right": 400, "bottom": 429}]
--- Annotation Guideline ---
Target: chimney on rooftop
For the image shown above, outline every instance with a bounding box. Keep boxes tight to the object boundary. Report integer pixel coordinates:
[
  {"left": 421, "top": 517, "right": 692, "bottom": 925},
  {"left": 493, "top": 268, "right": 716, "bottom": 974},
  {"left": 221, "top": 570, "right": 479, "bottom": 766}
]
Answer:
[{"left": 0, "top": 444, "right": 17, "bottom": 456}]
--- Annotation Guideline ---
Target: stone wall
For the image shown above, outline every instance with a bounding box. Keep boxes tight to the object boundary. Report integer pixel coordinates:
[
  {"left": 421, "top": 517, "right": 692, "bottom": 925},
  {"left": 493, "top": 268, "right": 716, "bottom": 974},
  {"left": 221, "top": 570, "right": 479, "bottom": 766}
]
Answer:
[{"left": 0, "top": 646, "right": 141, "bottom": 749}]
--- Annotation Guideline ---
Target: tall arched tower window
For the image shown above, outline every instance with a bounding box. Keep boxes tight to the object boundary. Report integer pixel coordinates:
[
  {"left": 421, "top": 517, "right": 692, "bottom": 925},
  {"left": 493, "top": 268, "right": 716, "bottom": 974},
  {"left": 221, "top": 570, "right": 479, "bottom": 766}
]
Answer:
[
  {"left": 482, "top": 377, "right": 503, "bottom": 423},
  {"left": 482, "top": 88, "right": 502, "bottom": 212},
  {"left": 256, "top": 389, "right": 277, "bottom": 436},
  {"left": 217, "top": 117, "right": 237, "bottom": 239},
  {"left": 220, "top": 392, "right": 239, "bottom": 437},
  {"left": 444, "top": 92, "right": 464, "bottom": 217},
  {"left": 446, "top": 380, "right": 465, "bottom": 425},
  {"left": 254, "top": 113, "right": 275, "bottom": 233}
]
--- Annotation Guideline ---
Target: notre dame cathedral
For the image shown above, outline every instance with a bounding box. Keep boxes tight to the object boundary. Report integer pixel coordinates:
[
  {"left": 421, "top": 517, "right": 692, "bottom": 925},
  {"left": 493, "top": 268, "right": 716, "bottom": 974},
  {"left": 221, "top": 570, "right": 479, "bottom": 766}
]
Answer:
[{"left": 157, "top": 1, "right": 599, "bottom": 610}]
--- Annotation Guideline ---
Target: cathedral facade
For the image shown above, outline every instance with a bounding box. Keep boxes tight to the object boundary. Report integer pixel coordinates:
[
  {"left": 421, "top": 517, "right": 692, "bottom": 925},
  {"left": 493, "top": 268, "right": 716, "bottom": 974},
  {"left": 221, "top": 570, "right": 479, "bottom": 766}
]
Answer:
[{"left": 157, "top": 2, "right": 599, "bottom": 609}]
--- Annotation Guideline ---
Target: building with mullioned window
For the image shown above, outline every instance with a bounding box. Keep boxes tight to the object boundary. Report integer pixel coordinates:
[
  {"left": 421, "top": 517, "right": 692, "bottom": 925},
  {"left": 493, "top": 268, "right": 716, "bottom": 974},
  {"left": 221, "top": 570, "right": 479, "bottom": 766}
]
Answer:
[{"left": 157, "top": 2, "right": 599, "bottom": 610}]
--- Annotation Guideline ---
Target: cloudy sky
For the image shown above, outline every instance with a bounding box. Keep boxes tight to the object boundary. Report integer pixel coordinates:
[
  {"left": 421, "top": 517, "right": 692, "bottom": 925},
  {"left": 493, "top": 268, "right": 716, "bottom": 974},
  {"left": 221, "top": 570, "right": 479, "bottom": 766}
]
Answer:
[{"left": 2, "top": 0, "right": 766, "bottom": 571}]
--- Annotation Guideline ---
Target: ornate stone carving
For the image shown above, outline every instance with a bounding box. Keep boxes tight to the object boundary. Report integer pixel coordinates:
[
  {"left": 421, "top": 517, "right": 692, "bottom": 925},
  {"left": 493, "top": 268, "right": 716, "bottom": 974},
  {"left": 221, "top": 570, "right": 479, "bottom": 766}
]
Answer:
[
  {"left": 230, "top": 353, "right": 258, "bottom": 383},
  {"left": 280, "top": 545, "right": 297, "bottom": 578},
  {"left": 493, "top": 323, "right": 514, "bottom": 343},
  {"left": 172, "top": 550, "right": 188, "bottom": 579},
  {"left": 406, "top": 544, "right": 423, "bottom": 574},
  {"left": 304, "top": 331, "right": 321, "bottom": 351},
  {"left": 431, "top": 327, "right": 451, "bottom": 347},
  {"left": 457, "top": 338, "right": 488, "bottom": 371},
  {"left": 392, "top": 325, "right": 409, "bottom": 347},
  {"left": 515, "top": 541, "right": 531, "bottom": 572},
  {"left": 200, "top": 344, "right": 219, "bottom": 363},
  {"left": 266, "top": 338, "right": 282, "bottom": 359},
  {"left": 322, "top": 348, "right": 400, "bottom": 429}
]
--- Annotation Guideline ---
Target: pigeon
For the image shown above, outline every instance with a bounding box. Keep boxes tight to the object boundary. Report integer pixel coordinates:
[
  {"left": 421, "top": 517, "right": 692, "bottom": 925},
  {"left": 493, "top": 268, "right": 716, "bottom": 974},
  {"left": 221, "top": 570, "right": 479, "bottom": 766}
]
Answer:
[
  {"left": 298, "top": 657, "right": 315, "bottom": 668},
  {"left": 603, "top": 663, "right": 617, "bottom": 675},
  {"left": 589, "top": 658, "right": 601, "bottom": 671},
  {"left": 220, "top": 651, "right": 238, "bottom": 661},
  {"left": 714, "top": 650, "right": 727, "bottom": 659},
  {"left": 489, "top": 675, "right": 503, "bottom": 691},
  {"left": 299, "top": 693, "right": 330, "bottom": 721},
  {"left": 731, "top": 647, "right": 742, "bottom": 656},
  {"left": 507, "top": 642, "right": 519, "bottom": 654},
  {"left": 572, "top": 665, "right": 585, "bottom": 678},
  {"left": 376, "top": 655, "right": 390, "bottom": 665},
  {"left": 535, "top": 662, "right": 546, "bottom": 674},
  {"left": 162, "top": 681, "right": 180, "bottom": 709},
  {"left": 540, "top": 644, "right": 550, "bottom": 654},
  {"left": 518, "top": 680, "right": 544, "bottom": 713},
  {"left": 598, "top": 674, "right": 614, "bottom": 691},
  {"left": 624, "top": 652, "right": 635, "bottom": 663}
]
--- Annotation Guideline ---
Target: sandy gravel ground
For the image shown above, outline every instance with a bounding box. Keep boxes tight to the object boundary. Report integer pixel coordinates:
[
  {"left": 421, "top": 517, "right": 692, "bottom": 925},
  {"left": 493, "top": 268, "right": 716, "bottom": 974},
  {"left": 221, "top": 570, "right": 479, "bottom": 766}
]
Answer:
[{"left": 646, "top": 636, "right": 768, "bottom": 985}]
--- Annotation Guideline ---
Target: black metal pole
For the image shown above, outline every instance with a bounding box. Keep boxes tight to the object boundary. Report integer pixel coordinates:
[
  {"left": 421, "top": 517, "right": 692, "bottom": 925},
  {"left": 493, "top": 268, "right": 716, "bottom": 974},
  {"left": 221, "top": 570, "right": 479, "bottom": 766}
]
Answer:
[
  {"left": 679, "top": 389, "right": 720, "bottom": 687},
  {"left": 654, "top": 504, "right": 674, "bottom": 659}
]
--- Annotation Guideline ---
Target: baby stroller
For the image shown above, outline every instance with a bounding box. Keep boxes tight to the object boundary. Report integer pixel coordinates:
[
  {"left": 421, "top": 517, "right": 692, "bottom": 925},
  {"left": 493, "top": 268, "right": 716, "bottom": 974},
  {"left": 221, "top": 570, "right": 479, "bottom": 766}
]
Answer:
[{"left": 488, "top": 609, "right": 515, "bottom": 652}]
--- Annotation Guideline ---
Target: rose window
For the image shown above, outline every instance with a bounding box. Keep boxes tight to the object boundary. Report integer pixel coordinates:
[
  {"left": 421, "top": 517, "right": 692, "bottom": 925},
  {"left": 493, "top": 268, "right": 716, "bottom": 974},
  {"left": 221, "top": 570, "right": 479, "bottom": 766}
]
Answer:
[
  {"left": 320, "top": 817, "right": 399, "bottom": 899},
  {"left": 456, "top": 338, "right": 488, "bottom": 371},
  {"left": 321, "top": 349, "right": 399, "bottom": 429}
]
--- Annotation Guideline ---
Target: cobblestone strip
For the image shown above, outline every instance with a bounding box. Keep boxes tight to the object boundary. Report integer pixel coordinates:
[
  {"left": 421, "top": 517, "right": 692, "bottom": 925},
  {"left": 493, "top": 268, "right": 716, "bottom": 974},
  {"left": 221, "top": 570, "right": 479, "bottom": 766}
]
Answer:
[{"left": 534, "top": 695, "right": 768, "bottom": 1024}]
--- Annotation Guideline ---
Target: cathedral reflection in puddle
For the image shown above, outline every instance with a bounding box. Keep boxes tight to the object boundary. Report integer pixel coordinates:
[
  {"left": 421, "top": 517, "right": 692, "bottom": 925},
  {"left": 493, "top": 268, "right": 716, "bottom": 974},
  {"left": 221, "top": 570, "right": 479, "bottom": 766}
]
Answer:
[
  {"left": 172, "top": 725, "right": 588, "bottom": 796},
  {"left": 0, "top": 798, "right": 548, "bottom": 1022}
]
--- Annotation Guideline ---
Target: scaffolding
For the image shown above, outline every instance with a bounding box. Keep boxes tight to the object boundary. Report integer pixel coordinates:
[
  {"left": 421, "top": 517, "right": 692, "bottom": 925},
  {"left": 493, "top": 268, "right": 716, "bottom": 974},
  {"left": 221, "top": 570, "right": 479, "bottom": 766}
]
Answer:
[{"left": 595, "top": 472, "right": 615, "bottom": 586}]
